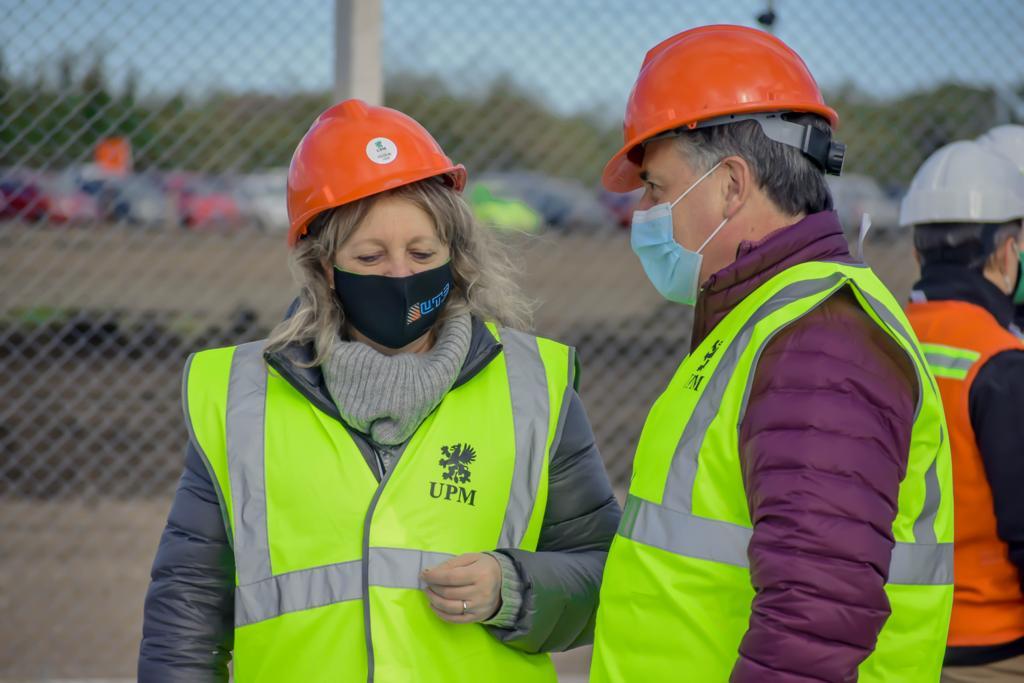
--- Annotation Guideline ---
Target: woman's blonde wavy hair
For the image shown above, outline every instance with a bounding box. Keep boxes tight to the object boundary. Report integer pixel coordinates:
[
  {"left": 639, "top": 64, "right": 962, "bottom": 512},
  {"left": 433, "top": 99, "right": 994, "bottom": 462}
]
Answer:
[{"left": 265, "top": 177, "right": 533, "bottom": 366}]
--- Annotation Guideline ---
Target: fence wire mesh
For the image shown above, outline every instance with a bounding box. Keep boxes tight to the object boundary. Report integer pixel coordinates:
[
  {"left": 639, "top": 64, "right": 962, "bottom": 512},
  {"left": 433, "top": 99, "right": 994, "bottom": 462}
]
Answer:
[{"left": 1, "top": 0, "right": 1022, "bottom": 678}]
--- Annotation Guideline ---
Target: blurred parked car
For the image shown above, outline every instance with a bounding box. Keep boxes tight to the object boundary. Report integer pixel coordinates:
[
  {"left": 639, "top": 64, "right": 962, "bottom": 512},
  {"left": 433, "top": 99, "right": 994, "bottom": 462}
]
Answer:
[
  {"left": 107, "top": 175, "right": 177, "bottom": 227},
  {"left": 467, "top": 183, "right": 542, "bottom": 233},
  {"left": 234, "top": 169, "right": 289, "bottom": 234},
  {"left": 827, "top": 173, "right": 901, "bottom": 235},
  {"left": 474, "top": 172, "right": 615, "bottom": 231},
  {"left": 78, "top": 174, "right": 160, "bottom": 226},
  {"left": 39, "top": 173, "right": 101, "bottom": 224},
  {"left": 597, "top": 187, "right": 643, "bottom": 229},
  {"left": 166, "top": 174, "right": 243, "bottom": 231},
  {"left": 0, "top": 171, "right": 49, "bottom": 222}
]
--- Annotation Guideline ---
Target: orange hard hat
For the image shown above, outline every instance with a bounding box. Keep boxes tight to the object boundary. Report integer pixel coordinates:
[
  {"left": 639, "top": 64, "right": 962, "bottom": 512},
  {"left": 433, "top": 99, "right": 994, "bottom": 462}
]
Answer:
[
  {"left": 603, "top": 25, "right": 840, "bottom": 192},
  {"left": 286, "top": 99, "right": 467, "bottom": 246}
]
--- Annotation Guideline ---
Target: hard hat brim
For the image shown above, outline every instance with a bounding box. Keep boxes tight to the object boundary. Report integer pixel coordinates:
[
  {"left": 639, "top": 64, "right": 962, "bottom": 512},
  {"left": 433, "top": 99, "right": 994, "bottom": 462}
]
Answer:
[
  {"left": 287, "top": 164, "right": 467, "bottom": 247},
  {"left": 601, "top": 102, "right": 839, "bottom": 193}
]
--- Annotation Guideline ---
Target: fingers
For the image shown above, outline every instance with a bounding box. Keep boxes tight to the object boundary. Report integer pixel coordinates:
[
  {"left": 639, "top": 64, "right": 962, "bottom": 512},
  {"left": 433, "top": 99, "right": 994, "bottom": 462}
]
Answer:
[
  {"left": 425, "top": 587, "right": 477, "bottom": 624},
  {"left": 421, "top": 553, "right": 485, "bottom": 587},
  {"left": 421, "top": 553, "right": 502, "bottom": 624},
  {"left": 435, "top": 554, "right": 478, "bottom": 569},
  {"left": 427, "top": 582, "right": 476, "bottom": 601}
]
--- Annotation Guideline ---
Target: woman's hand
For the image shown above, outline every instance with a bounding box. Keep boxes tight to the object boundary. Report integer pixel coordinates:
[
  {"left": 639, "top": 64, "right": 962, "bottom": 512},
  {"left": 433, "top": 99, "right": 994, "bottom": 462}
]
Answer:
[{"left": 421, "top": 553, "right": 502, "bottom": 624}]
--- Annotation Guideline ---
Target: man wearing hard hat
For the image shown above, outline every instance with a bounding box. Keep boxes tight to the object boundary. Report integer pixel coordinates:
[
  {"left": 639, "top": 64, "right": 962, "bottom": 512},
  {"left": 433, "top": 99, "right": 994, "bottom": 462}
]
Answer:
[
  {"left": 590, "top": 25, "right": 953, "bottom": 682},
  {"left": 978, "top": 124, "right": 1024, "bottom": 333},
  {"left": 902, "top": 140, "right": 1024, "bottom": 682}
]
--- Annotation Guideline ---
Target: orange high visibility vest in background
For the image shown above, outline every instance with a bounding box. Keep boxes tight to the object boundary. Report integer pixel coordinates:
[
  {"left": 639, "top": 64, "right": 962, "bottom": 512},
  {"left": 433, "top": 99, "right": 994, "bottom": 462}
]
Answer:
[{"left": 907, "top": 299, "right": 1024, "bottom": 647}]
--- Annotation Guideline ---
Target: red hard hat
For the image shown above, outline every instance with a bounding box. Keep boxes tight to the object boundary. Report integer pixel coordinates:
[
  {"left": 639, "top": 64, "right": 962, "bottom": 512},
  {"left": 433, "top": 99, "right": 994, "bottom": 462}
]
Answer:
[
  {"left": 603, "top": 25, "right": 839, "bottom": 192},
  {"left": 286, "top": 99, "right": 467, "bottom": 246}
]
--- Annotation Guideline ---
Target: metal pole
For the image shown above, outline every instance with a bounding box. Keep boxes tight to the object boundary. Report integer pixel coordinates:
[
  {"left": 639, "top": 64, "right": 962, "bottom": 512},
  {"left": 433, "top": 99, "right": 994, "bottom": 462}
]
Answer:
[{"left": 334, "top": 0, "right": 382, "bottom": 105}]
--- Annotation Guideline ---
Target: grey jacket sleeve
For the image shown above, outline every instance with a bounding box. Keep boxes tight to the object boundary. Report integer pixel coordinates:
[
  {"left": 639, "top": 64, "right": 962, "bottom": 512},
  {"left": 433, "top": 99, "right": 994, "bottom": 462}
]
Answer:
[
  {"left": 138, "top": 443, "right": 235, "bottom": 682},
  {"left": 487, "top": 389, "right": 621, "bottom": 653}
]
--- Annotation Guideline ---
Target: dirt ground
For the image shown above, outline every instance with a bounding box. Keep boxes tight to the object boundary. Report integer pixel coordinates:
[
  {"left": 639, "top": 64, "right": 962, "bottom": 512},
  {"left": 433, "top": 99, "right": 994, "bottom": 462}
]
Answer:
[{"left": 0, "top": 499, "right": 169, "bottom": 679}]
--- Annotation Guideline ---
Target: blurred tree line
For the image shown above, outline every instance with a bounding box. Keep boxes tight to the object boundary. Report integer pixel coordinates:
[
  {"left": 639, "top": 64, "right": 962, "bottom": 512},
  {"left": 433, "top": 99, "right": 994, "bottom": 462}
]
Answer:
[{"left": 0, "top": 47, "right": 1018, "bottom": 187}]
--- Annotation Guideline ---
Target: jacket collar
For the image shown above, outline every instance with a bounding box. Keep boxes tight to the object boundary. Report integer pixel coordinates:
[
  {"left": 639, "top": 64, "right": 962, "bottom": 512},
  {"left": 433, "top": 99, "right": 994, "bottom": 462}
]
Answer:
[
  {"left": 690, "top": 210, "right": 853, "bottom": 350},
  {"left": 912, "top": 263, "right": 1016, "bottom": 328},
  {"left": 263, "top": 315, "right": 503, "bottom": 424}
]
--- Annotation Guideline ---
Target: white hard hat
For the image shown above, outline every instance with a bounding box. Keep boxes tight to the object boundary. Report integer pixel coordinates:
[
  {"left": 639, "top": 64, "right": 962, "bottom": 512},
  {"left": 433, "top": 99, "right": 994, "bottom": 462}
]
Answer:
[
  {"left": 899, "top": 140, "right": 1024, "bottom": 227},
  {"left": 977, "top": 124, "right": 1024, "bottom": 174}
]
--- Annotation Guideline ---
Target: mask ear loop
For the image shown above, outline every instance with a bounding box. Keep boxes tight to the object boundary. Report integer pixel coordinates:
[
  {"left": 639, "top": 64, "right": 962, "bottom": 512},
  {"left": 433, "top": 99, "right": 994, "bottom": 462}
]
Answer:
[
  {"left": 669, "top": 161, "right": 723, "bottom": 209},
  {"left": 676, "top": 160, "right": 727, "bottom": 255},
  {"left": 697, "top": 216, "right": 730, "bottom": 255}
]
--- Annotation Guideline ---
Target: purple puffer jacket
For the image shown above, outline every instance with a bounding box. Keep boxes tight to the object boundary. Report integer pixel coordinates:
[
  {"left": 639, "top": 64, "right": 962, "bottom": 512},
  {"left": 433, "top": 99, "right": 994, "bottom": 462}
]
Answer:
[{"left": 693, "top": 211, "right": 918, "bottom": 683}]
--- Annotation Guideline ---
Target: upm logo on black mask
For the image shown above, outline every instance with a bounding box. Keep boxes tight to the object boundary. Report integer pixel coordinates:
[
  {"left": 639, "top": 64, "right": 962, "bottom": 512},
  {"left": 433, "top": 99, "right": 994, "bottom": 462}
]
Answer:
[{"left": 428, "top": 442, "right": 477, "bottom": 506}]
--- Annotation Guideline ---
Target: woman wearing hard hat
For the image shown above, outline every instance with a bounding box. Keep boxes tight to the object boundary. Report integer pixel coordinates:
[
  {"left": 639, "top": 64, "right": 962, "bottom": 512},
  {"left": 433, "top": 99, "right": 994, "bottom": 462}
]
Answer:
[{"left": 138, "top": 100, "right": 620, "bottom": 683}]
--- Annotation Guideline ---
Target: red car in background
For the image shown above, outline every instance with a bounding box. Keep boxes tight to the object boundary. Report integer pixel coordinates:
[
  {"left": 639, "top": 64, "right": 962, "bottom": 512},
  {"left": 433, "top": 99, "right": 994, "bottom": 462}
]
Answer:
[
  {"left": 0, "top": 171, "right": 101, "bottom": 224},
  {"left": 165, "top": 172, "right": 244, "bottom": 231},
  {"left": 0, "top": 172, "right": 49, "bottom": 222}
]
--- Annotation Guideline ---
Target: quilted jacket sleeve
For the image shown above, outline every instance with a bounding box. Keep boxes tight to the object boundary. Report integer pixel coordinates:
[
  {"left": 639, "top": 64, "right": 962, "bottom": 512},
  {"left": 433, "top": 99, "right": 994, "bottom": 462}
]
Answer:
[
  {"left": 138, "top": 443, "right": 234, "bottom": 682},
  {"left": 731, "top": 290, "right": 918, "bottom": 682}
]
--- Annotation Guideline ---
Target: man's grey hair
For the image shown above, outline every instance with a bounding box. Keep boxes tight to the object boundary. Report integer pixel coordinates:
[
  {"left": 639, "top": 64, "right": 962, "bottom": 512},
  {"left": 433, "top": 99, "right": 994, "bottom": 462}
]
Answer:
[
  {"left": 913, "top": 220, "right": 1023, "bottom": 269},
  {"left": 672, "top": 113, "right": 832, "bottom": 217}
]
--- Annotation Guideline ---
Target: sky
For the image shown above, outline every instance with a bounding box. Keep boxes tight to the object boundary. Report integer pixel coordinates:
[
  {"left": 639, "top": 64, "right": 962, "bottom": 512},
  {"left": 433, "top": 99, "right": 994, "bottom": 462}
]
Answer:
[{"left": 1, "top": 0, "right": 1022, "bottom": 118}]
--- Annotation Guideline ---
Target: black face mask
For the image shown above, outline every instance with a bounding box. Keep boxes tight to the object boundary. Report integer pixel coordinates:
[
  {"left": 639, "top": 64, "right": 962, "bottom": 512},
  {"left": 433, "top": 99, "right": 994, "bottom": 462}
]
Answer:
[{"left": 333, "top": 262, "right": 453, "bottom": 349}]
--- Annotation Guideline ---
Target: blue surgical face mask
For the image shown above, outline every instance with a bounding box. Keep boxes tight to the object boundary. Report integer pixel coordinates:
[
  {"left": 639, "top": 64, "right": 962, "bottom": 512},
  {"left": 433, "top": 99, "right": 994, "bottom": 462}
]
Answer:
[{"left": 630, "top": 161, "right": 727, "bottom": 305}]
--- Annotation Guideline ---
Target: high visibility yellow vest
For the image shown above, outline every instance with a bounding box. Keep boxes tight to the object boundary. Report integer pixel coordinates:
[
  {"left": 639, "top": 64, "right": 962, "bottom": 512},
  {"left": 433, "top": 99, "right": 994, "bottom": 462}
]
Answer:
[
  {"left": 183, "top": 324, "right": 574, "bottom": 682},
  {"left": 591, "top": 261, "right": 954, "bottom": 682}
]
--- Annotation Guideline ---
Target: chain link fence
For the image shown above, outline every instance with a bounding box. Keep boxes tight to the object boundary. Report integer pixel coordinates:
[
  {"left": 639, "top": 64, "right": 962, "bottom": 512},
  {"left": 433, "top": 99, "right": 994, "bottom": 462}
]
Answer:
[{"left": 1, "top": 0, "right": 1021, "bottom": 678}]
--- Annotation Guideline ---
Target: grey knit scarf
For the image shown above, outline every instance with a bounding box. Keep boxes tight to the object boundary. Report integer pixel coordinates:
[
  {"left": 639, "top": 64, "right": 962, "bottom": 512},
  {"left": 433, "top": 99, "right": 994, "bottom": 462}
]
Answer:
[{"left": 321, "top": 312, "right": 472, "bottom": 448}]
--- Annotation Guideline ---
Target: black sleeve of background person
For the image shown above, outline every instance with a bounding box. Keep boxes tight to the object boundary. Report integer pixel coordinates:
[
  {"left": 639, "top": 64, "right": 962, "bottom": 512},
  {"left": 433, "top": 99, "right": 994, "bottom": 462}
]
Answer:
[{"left": 969, "top": 349, "right": 1024, "bottom": 591}]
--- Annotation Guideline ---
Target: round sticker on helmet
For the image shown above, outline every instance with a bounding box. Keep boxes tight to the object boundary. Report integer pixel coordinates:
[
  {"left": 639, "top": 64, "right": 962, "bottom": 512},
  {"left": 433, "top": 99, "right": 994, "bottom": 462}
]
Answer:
[{"left": 366, "top": 137, "right": 398, "bottom": 165}]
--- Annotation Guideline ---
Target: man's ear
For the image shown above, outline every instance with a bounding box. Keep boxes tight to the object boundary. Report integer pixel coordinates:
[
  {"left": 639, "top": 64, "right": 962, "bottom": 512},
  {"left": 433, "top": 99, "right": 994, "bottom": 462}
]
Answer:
[
  {"left": 720, "top": 155, "right": 752, "bottom": 219},
  {"left": 1003, "top": 234, "right": 1020, "bottom": 278},
  {"left": 983, "top": 236, "right": 1017, "bottom": 292}
]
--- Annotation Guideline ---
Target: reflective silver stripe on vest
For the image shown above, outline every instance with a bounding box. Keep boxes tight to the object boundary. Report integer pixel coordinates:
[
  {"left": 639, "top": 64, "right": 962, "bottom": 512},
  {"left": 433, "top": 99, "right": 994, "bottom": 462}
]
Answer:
[
  {"left": 236, "top": 558, "right": 362, "bottom": 627},
  {"left": 226, "top": 341, "right": 271, "bottom": 585},
  {"left": 912, "top": 430, "right": 944, "bottom": 545},
  {"left": 367, "top": 547, "right": 455, "bottom": 589},
  {"left": 498, "top": 328, "right": 552, "bottom": 548},
  {"left": 620, "top": 495, "right": 953, "bottom": 586},
  {"left": 235, "top": 548, "right": 456, "bottom": 627},
  {"left": 923, "top": 352, "right": 976, "bottom": 373}
]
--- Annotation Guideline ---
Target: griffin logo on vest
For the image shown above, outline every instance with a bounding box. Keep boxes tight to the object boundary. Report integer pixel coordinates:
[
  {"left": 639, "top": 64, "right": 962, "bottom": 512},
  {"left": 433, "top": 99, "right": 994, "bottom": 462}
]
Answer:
[
  {"left": 687, "top": 339, "right": 722, "bottom": 391},
  {"left": 429, "top": 443, "right": 477, "bottom": 506}
]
